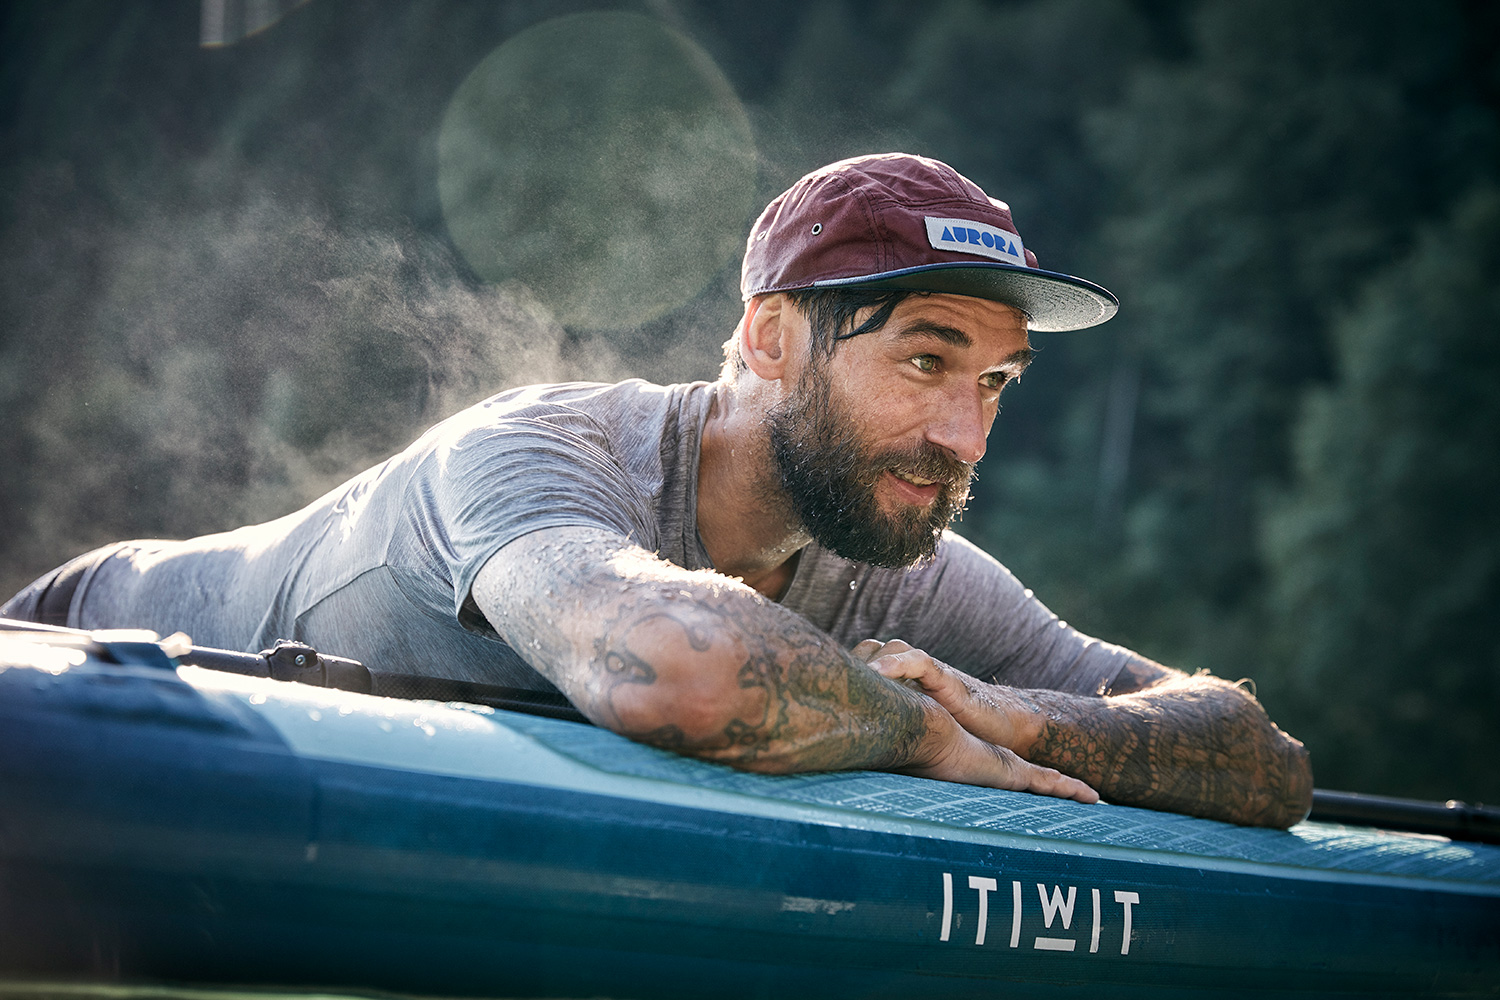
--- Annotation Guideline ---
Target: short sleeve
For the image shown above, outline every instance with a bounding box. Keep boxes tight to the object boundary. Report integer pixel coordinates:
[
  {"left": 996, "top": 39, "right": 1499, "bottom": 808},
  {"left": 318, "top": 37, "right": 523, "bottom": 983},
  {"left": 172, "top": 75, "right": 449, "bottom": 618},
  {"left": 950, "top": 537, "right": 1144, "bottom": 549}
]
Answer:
[{"left": 398, "top": 405, "right": 658, "bottom": 620}]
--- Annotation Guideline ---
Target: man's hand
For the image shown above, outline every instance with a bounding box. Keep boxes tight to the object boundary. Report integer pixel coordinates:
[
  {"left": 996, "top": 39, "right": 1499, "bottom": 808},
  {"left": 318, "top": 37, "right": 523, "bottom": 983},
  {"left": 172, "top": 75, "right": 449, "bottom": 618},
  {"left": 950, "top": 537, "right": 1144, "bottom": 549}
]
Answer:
[
  {"left": 859, "top": 638, "right": 1313, "bottom": 829},
  {"left": 853, "top": 638, "right": 1036, "bottom": 748},
  {"left": 471, "top": 527, "right": 1095, "bottom": 803},
  {"left": 901, "top": 693, "right": 1098, "bottom": 803}
]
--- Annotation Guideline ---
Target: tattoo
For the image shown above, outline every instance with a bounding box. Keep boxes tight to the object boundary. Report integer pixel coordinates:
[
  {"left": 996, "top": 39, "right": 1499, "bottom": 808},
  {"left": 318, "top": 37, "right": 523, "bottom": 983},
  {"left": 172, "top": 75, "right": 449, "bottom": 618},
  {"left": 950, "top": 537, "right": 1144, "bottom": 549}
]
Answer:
[
  {"left": 1023, "top": 673, "right": 1312, "bottom": 828},
  {"left": 472, "top": 528, "right": 930, "bottom": 774}
]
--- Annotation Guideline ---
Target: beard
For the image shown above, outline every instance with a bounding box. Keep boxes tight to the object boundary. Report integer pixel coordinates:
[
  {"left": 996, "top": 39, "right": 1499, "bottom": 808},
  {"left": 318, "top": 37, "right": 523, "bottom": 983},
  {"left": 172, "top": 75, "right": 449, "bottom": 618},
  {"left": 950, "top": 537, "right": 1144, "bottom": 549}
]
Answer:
[{"left": 765, "top": 362, "right": 976, "bottom": 568}]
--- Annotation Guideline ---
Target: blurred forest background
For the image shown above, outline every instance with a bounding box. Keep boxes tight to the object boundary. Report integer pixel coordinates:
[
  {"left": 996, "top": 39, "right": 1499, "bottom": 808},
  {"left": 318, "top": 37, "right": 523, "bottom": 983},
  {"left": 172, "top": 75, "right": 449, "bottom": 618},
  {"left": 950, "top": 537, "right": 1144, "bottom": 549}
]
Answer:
[{"left": 2, "top": 0, "right": 1497, "bottom": 803}]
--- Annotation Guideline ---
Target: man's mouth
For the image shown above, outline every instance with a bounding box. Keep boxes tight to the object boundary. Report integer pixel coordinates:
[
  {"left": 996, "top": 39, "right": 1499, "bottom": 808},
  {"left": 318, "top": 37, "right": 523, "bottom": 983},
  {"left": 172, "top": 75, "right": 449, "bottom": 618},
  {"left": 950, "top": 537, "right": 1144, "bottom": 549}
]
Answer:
[{"left": 883, "top": 469, "right": 946, "bottom": 505}]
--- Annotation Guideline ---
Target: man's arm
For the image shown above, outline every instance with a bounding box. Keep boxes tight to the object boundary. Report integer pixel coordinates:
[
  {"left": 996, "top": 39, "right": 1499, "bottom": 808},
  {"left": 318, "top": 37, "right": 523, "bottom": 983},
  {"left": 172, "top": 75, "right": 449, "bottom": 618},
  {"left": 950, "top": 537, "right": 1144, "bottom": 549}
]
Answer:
[
  {"left": 862, "top": 640, "right": 1312, "bottom": 828},
  {"left": 470, "top": 526, "right": 1095, "bottom": 801}
]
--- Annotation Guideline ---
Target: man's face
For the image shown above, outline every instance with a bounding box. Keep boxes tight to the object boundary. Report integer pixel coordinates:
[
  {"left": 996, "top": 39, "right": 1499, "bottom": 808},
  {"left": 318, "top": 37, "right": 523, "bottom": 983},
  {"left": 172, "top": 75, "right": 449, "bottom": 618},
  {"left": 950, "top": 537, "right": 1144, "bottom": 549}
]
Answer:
[{"left": 765, "top": 294, "right": 1032, "bottom": 567}]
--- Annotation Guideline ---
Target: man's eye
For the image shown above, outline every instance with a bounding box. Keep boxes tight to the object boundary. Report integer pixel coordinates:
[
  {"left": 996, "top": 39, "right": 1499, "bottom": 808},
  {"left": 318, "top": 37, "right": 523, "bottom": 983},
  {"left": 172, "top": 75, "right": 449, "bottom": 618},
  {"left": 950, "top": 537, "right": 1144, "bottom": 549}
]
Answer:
[
  {"left": 980, "top": 372, "right": 1009, "bottom": 390},
  {"left": 910, "top": 355, "right": 938, "bottom": 373}
]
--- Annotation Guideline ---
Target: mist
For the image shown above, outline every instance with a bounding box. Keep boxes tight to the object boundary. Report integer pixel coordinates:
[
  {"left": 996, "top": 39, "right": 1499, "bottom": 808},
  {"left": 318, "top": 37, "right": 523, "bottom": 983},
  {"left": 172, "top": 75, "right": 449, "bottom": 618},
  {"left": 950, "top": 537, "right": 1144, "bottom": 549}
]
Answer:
[{"left": 0, "top": 156, "right": 655, "bottom": 580}]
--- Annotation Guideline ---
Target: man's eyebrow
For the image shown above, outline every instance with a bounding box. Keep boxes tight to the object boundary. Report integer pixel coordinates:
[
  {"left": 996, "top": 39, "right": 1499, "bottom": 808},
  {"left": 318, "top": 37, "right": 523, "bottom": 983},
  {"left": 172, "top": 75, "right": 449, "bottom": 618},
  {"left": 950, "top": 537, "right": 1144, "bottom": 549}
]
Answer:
[
  {"left": 891, "top": 321, "right": 973, "bottom": 348},
  {"left": 995, "top": 347, "right": 1036, "bottom": 374}
]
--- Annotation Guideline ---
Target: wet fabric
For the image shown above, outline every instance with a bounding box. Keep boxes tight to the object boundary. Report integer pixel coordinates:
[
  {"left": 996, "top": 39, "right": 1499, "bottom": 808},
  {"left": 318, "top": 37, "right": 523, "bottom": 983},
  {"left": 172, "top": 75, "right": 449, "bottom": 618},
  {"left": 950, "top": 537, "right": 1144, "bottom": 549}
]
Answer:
[{"left": 2, "top": 379, "right": 1131, "bottom": 697}]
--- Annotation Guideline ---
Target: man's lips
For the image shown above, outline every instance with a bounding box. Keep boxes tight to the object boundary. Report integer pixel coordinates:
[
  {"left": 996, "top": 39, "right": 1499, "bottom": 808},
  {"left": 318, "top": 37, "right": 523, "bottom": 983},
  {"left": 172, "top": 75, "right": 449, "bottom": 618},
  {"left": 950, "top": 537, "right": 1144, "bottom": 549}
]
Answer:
[{"left": 883, "top": 469, "right": 943, "bottom": 504}]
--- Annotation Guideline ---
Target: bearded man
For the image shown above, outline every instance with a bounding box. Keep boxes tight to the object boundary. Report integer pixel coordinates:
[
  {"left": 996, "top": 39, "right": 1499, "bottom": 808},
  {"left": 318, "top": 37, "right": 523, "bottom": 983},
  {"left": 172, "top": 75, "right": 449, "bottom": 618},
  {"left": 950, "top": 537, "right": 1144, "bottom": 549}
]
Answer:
[{"left": 2, "top": 154, "right": 1312, "bottom": 827}]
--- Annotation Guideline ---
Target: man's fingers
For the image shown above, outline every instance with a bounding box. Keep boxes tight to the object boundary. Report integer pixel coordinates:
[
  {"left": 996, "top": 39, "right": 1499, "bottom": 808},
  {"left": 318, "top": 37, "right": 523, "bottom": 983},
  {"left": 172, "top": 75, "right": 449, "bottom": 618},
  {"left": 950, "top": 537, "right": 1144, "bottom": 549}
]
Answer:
[
  {"left": 984, "top": 744, "right": 1098, "bottom": 803},
  {"left": 852, "top": 638, "right": 913, "bottom": 658},
  {"left": 906, "top": 705, "right": 1096, "bottom": 803},
  {"left": 870, "top": 648, "right": 933, "bottom": 681},
  {"left": 872, "top": 651, "right": 971, "bottom": 712},
  {"left": 864, "top": 647, "right": 1029, "bottom": 753},
  {"left": 1019, "top": 758, "right": 1099, "bottom": 803}
]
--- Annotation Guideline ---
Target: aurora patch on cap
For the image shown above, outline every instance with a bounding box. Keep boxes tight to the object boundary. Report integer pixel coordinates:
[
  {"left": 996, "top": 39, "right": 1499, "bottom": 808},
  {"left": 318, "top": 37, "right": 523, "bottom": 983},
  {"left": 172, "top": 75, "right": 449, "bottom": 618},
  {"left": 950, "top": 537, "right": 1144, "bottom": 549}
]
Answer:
[{"left": 925, "top": 216, "right": 1026, "bottom": 266}]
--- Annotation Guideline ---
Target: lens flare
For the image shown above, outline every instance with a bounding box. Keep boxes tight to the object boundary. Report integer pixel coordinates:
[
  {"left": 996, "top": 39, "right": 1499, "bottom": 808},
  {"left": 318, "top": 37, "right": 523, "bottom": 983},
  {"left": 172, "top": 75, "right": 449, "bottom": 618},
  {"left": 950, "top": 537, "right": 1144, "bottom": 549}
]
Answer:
[{"left": 437, "top": 12, "right": 757, "bottom": 330}]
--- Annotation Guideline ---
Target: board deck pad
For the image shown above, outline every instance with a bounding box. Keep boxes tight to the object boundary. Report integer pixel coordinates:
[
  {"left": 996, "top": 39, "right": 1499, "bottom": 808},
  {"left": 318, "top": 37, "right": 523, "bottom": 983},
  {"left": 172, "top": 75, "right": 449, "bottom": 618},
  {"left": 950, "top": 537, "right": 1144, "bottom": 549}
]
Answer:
[{"left": 498, "top": 710, "right": 1500, "bottom": 887}]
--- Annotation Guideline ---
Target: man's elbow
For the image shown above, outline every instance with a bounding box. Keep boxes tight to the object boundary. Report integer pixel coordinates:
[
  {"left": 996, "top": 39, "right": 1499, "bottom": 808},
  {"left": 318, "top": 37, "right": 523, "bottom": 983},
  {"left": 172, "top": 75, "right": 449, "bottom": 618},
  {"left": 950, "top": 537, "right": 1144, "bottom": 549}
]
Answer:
[
  {"left": 1262, "top": 730, "right": 1314, "bottom": 830},
  {"left": 1223, "top": 711, "right": 1313, "bottom": 829},
  {"left": 600, "top": 658, "right": 776, "bottom": 760},
  {"left": 1179, "top": 676, "right": 1316, "bottom": 829},
  {"left": 1234, "top": 684, "right": 1315, "bottom": 829}
]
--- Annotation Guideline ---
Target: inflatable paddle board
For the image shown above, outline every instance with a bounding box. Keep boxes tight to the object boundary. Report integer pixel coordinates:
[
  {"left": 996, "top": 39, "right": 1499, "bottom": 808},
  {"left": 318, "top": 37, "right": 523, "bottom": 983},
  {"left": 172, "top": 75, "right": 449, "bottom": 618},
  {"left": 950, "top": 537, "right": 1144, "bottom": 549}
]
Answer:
[{"left": 1, "top": 626, "right": 1496, "bottom": 998}]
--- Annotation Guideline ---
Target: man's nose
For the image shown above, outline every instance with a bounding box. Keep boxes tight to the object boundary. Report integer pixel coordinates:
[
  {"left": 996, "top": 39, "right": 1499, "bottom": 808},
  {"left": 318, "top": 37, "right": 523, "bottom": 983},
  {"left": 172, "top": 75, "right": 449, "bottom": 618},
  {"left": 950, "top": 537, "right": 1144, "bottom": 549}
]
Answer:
[{"left": 925, "top": 392, "right": 990, "bottom": 465}]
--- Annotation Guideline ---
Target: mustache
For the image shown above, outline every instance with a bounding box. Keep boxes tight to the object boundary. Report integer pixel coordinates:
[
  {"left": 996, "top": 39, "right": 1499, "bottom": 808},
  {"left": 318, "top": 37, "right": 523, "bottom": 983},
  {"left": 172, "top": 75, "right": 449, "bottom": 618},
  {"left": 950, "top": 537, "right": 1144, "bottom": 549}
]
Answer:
[{"left": 863, "top": 443, "right": 976, "bottom": 488}]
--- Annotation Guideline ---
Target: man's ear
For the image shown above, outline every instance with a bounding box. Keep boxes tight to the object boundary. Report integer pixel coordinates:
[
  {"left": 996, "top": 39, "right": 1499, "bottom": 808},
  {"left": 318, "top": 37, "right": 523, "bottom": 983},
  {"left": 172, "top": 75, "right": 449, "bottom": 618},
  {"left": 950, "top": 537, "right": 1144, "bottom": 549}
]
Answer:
[{"left": 740, "top": 294, "right": 798, "bottom": 382}]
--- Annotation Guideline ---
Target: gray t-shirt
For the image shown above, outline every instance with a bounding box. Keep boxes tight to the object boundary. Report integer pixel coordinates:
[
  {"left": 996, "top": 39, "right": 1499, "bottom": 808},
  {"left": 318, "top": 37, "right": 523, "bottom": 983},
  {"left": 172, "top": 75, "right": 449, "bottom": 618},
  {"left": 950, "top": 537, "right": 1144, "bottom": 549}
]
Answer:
[{"left": 59, "top": 379, "right": 1132, "bottom": 696}]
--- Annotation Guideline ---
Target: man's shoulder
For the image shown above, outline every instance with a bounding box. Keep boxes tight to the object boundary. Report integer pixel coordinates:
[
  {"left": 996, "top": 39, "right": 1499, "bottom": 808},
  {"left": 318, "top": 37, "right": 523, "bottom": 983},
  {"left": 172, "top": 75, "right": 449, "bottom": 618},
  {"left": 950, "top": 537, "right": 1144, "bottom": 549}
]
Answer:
[
  {"left": 401, "top": 378, "right": 714, "bottom": 494},
  {"left": 436, "top": 379, "right": 702, "bottom": 437}
]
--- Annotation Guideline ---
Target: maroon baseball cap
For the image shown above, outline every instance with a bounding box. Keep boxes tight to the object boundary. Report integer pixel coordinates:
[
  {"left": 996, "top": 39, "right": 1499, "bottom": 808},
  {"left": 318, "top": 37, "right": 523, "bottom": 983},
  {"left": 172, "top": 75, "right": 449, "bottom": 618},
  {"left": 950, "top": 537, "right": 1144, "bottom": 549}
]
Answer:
[{"left": 741, "top": 153, "right": 1117, "bottom": 332}]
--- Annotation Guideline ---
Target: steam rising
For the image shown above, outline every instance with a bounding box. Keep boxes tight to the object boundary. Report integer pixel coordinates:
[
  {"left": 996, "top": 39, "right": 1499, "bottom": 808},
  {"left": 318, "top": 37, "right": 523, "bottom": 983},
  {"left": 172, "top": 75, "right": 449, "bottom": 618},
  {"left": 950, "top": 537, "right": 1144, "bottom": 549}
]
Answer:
[{"left": 0, "top": 166, "right": 636, "bottom": 595}]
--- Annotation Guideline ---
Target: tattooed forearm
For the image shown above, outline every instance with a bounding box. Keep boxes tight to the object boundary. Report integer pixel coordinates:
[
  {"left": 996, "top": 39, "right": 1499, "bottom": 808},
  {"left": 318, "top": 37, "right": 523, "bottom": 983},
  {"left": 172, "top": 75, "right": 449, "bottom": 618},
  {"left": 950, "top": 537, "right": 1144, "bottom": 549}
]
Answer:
[
  {"left": 1018, "top": 674, "right": 1313, "bottom": 828},
  {"left": 472, "top": 527, "right": 932, "bottom": 774},
  {"left": 589, "top": 588, "right": 933, "bottom": 771}
]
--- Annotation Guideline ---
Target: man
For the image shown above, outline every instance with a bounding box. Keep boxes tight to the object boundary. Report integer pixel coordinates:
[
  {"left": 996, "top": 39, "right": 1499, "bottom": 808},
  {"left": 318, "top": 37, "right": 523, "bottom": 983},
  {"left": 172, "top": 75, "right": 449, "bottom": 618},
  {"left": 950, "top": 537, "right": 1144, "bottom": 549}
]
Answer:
[{"left": 3, "top": 154, "right": 1312, "bottom": 827}]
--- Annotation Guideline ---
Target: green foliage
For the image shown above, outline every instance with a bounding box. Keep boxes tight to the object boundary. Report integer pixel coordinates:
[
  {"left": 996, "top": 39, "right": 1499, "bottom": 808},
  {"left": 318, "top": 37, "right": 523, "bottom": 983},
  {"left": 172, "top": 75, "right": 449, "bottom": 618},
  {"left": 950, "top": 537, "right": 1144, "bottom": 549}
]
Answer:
[
  {"left": 1262, "top": 187, "right": 1500, "bottom": 799},
  {"left": 1065, "top": 0, "right": 1491, "bottom": 672}
]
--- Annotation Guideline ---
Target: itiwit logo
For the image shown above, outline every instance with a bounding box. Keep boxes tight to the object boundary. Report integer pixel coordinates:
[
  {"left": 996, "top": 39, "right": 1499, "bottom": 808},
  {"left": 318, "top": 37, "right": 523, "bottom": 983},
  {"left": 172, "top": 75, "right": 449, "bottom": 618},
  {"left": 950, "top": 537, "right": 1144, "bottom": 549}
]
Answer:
[{"left": 925, "top": 217, "right": 1026, "bottom": 266}]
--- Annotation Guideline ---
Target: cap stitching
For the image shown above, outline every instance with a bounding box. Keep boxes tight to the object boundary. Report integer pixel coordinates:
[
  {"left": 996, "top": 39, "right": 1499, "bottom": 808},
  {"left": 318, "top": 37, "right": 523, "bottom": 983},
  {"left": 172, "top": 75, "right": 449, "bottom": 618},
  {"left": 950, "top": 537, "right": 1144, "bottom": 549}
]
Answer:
[{"left": 833, "top": 173, "right": 886, "bottom": 273}]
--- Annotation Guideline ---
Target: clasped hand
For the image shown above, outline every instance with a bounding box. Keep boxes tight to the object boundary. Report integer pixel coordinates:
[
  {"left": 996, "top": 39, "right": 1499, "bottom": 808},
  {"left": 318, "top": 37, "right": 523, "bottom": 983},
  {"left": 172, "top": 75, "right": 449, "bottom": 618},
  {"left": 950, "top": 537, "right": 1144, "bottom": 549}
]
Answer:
[{"left": 851, "top": 638, "right": 1097, "bottom": 804}]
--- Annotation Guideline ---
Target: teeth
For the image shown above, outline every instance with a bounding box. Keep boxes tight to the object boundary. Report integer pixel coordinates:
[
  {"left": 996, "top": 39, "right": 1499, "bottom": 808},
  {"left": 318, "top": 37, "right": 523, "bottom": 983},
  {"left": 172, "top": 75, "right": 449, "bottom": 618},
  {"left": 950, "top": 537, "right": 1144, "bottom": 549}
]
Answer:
[{"left": 896, "top": 473, "right": 936, "bottom": 486}]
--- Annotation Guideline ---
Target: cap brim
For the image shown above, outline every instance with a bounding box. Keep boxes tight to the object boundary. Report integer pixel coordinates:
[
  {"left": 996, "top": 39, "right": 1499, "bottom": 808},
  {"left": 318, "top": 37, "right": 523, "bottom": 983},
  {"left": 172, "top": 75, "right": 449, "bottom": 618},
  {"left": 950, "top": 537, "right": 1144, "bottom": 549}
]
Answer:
[{"left": 811, "top": 262, "right": 1118, "bottom": 332}]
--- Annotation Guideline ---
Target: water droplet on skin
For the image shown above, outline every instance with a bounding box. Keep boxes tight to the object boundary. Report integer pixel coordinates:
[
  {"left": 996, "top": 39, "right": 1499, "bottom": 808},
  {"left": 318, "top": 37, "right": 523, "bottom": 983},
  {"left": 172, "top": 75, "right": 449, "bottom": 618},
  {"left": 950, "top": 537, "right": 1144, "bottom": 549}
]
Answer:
[{"left": 849, "top": 580, "right": 857, "bottom": 590}]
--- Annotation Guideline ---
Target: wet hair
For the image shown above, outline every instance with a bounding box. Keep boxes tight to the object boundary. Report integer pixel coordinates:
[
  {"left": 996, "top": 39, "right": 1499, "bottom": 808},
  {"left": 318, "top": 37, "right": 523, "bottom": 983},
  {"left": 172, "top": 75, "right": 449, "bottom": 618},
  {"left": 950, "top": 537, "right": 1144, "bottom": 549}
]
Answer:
[{"left": 720, "top": 287, "right": 918, "bottom": 380}]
